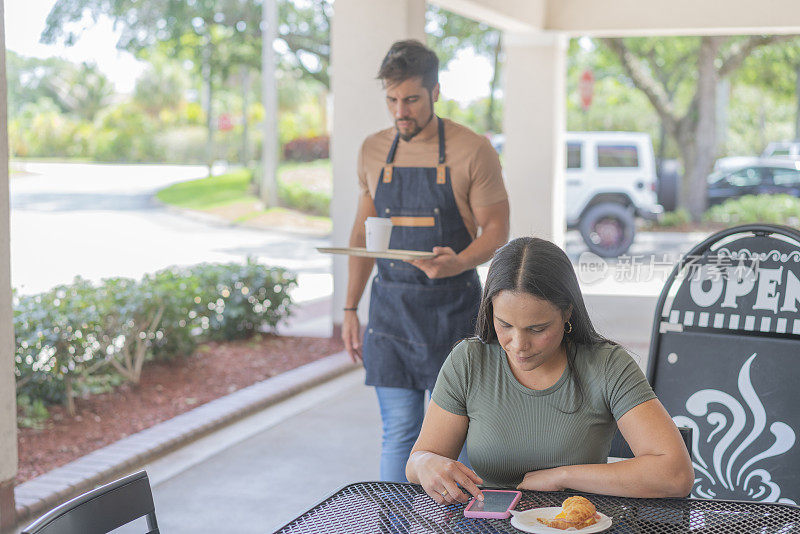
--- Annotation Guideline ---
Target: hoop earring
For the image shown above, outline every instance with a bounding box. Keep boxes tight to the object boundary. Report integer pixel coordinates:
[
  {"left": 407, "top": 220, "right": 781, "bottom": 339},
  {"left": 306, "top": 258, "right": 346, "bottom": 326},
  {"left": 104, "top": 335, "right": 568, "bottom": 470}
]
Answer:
[{"left": 564, "top": 320, "right": 573, "bottom": 334}]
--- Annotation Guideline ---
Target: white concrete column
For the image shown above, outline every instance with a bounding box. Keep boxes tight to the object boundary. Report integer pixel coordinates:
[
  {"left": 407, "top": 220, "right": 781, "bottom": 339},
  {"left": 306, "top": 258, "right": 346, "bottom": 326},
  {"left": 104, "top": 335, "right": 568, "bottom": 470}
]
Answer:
[
  {"left": 330, "top": 0, "right": 425, "bottom": 330},
  {"left": 0, "top": 0, "right": 17, "bottom": 527},
  {"left": 502, "top": 32, "right": 567, "bottom": 246}
]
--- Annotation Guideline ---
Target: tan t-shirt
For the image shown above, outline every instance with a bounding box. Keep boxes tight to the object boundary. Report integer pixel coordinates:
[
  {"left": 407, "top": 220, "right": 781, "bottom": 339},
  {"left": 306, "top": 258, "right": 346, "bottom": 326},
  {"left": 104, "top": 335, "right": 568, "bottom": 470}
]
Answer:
[{"left": 357, "top": 117, "right": 507, "bottom": 239}]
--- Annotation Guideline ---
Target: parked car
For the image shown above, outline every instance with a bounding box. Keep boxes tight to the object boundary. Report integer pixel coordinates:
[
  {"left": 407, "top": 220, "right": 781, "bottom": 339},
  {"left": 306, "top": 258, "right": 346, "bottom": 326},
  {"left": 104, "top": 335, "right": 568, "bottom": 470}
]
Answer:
[
  {"left": 762, "top": 140, "right": 800, "bottom": 159},
  {"left": 492, "top": 132, "right": 663, "bottom": 257},
  {"left": 706, "top": 159, "right": 800, "bottom": 206},
  {"left": 713, "top": 156, "right": 761, "bottom": 172}
]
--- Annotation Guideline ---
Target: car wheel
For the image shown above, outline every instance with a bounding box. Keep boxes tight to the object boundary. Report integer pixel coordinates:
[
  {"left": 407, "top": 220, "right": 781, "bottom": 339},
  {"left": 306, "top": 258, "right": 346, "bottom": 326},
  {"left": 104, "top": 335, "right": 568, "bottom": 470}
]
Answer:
[{"left": 578, "top": 203, "right": 636, "bottom": 258}]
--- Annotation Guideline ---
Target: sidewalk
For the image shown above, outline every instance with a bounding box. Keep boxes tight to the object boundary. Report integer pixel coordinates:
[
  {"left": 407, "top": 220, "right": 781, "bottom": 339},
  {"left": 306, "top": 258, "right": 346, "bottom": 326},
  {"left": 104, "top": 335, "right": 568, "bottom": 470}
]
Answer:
[{"left": 143, "top": 368, "right": 378, "bottom": 534}]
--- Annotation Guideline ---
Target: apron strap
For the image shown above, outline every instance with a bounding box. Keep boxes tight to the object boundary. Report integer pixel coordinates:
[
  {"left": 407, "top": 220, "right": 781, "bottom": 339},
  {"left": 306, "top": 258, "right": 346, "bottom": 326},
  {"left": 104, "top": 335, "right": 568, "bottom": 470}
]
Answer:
[
  {"left": 386, "top": 134, "right": 400, "bottom": 164},
  {"left": 437, "top": 116, "right": 446, "bottom": 164}
]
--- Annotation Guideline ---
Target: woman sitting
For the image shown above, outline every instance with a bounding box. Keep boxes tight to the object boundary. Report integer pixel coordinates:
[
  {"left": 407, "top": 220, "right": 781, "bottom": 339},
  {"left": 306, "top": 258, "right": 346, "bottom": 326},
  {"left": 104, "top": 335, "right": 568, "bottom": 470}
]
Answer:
[{"left": 405, "top": 237, "right": 693, "bottom": 504}]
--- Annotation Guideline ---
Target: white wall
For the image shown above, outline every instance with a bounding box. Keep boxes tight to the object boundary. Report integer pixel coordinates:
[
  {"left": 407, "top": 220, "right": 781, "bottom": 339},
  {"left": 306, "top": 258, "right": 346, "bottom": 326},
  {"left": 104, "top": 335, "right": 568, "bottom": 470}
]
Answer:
[
  {"left": 431, "top": 0, "right": 800, "bottom": 36},
  {"left": 433, "top": 0, "right": 544, "bottom": 32},
  {"left": 545, "top": 0, "right": 800, "bottom": 36},
  {"left": 330, "top": 0, "right": 426, "bottom": 328}
]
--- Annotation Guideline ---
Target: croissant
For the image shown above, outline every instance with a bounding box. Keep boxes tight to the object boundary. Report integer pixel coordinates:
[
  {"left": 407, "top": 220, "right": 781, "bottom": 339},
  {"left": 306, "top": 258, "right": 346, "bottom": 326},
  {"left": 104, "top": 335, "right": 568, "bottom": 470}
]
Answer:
[{"left": 537, "top": 496, "right": 599, "bottom": 530}]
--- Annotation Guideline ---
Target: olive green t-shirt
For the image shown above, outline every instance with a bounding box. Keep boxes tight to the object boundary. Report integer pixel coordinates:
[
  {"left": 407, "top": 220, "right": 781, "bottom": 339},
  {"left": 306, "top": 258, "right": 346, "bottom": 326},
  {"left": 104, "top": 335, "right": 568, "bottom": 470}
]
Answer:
[{"left": 431, "top": 339, "right": 657, "bottom": 488}]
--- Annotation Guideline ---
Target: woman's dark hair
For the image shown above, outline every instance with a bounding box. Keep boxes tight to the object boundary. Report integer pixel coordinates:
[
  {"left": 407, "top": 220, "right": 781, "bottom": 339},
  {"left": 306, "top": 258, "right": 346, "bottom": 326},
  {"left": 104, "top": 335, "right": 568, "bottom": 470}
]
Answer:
[
  {"left": 476, "top": 237, "right": 614, "bottom": 408},
  {"left": 377, "top": 40, "right": 439, "bottom": 90}
]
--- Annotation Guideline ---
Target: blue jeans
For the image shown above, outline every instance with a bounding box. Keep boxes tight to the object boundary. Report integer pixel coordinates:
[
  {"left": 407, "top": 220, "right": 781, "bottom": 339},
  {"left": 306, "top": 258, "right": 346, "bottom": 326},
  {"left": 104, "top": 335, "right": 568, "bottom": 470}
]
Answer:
[{"left": 375, "top": 386, "right": 471, "bottom": 483}]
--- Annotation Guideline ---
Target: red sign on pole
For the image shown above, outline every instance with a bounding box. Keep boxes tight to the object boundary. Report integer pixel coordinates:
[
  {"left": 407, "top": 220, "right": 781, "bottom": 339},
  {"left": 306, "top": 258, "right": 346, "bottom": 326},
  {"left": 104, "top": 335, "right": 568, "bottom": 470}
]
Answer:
[
  {"left": 218, "top": 113, "right": 234, "bottom": 132},
  {"left": 579, "top": 69, "right": 594, "bottom": 110}
]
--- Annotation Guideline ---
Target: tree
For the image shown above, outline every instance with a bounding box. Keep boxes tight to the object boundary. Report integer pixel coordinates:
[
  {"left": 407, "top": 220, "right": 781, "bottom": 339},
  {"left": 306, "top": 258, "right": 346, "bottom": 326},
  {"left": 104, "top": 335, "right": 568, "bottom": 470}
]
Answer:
[
  {"left": 41, "top": 0, "right": 262, "bottom": 168},
  {"left": 133, "top": 58, "right": 191, "bottom": 116},
  {"left": 7, "top": 52, "right": 113, "bottom": 122},
  {"left": 277, "top": 0, "right": 331, "bottom": 88},
  {"left": 602, "top": 36, "right": 791, "bottom": 220},
  {"left": 6, "top": 51, "right": 64, "bottom": 118},
  {"left": 48, "top": 62, "right": 115, "bottom": 121},
  {"left": 40, "top": 0, "right": 334, "bottom": 172},
  {"left": 734, "top": 38, "right": 800, "bottom": 139},
  {"left": 427, "top": 5, "right": 503, "bottom": 133}
]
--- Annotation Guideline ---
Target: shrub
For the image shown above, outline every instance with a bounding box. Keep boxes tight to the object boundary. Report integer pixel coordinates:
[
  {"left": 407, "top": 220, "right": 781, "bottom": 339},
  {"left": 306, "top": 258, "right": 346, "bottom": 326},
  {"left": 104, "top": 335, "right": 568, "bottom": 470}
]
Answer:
[
  {"left": 91, "top": 102, "right": 165, "bottom": 162},
  {"left": 153, "top": 126, "right": 210, "bottom": 164},
  {"left": 703, "top": 195, "right": 800, "bottom": 226},
  {"left": 656, "top": 209, "right": 692, "bottom": 227},
  {"left": 14, "top": 278, "right": 106, "bottom": 414},
  {"left": 16, "top": 394, "right": 49, "bottom": 429},
  {"left": 14, "top": 261, "right": 296, "bottom": 411},
  {"left": 189, "top": 259, "right": 296, "bottom": 341},
  {"left": 282, "top": 135, "right": 330, "bottom": 162},
  {"left": 278, "top": 181, "right": 330, "bottom": 216},
  {"left": 142, "top": 267, "right": 206, "bottom": 359},
  {"left": 9, "top": 102, "right": 88, "bottom": 159},
  {"left": 94, "top": 275, "right": 200, "bottom": 385}
]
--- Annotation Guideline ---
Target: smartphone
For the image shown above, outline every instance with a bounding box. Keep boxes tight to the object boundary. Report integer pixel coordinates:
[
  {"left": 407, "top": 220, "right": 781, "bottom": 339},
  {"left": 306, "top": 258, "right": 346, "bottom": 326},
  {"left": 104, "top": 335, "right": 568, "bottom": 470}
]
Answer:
[{"left": 463, "top": 489, "right": 522, "bottom": 519}]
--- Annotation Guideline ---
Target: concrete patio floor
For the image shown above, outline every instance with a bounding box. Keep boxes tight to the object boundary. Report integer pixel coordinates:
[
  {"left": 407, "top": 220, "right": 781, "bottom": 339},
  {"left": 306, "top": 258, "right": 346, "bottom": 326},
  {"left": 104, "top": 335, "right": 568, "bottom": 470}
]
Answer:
[{"left": 143, "top": 369, "right": 379, "bottom": 534}]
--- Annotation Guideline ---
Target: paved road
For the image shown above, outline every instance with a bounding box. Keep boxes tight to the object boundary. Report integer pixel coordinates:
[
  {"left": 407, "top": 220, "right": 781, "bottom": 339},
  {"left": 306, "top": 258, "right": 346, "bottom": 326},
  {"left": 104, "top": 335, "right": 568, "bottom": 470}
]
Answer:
[{"left": 10, "top": 162, "right": 332, "bottom": 299}]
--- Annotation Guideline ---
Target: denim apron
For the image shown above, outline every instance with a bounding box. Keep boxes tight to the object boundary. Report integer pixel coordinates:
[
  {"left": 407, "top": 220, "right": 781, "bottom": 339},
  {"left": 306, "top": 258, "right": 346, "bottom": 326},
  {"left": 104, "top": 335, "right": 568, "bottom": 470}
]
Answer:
[{"left": 363, "top": 117, "right": 482, "bottom": 391}]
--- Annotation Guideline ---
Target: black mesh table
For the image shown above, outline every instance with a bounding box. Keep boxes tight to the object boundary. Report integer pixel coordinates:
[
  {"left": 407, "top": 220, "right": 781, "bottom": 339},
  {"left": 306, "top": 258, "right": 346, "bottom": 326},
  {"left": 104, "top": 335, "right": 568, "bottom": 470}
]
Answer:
[{"left": 274, "top": 481, "right": 800, "bottom": 533}]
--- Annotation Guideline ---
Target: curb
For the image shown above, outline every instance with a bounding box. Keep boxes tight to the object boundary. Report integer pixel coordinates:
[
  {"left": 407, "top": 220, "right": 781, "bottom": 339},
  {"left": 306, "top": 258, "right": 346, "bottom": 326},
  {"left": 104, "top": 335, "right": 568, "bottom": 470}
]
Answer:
[
  {"left": 14, "top": 351, "right": 358, "bottom": 525},
  {"left": 154, "top": 197, "right": 332, "bottom": 239}
]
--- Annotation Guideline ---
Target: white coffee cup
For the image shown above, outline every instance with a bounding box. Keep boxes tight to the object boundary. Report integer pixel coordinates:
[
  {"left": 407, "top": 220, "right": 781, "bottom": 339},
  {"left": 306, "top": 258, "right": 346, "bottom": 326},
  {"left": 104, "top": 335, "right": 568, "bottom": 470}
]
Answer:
[{"left": 365, "top": 217, "right": 393, "bottom": 251}]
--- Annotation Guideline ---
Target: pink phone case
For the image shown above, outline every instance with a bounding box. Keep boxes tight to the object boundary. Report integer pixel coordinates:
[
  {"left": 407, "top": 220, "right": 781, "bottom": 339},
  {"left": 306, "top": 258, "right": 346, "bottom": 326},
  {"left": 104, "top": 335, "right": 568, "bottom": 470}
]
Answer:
[{"left": 463, "top": 489, "right": 522, "bottom": 519}]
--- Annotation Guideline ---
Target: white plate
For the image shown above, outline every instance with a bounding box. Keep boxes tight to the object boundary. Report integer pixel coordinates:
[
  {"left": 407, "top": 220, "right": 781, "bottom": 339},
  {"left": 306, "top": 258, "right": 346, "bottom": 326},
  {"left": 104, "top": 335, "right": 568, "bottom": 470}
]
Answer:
[{"left": 510, "top": 507, "right": 612, "bottom": 533}]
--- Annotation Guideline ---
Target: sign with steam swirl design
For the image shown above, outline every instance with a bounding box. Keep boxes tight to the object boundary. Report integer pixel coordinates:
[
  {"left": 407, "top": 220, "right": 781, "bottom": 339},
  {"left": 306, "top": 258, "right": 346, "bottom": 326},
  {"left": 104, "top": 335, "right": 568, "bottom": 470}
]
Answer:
[{"left": 652, "top": 227, "right": 800, "bottom": 503}]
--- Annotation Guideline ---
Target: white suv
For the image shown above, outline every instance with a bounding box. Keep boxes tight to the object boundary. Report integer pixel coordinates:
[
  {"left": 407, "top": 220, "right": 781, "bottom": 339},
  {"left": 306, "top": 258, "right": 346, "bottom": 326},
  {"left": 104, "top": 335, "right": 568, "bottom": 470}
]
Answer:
[
  {"left": 565, "top": 132, "right": 663, "bottom": 257},
  {"left": 492, "top": 131, "right": 663, "bottom": 257}
]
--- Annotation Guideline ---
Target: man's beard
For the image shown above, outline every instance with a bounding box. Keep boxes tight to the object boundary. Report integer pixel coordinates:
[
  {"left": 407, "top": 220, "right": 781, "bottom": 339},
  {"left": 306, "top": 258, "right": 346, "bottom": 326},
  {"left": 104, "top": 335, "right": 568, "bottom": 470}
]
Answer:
[
  {"left": 397, "top": 119, "right": 422, "bottom": 141},
  {"left": 396, "top": 100, "right": 435, "bottom": 141}
]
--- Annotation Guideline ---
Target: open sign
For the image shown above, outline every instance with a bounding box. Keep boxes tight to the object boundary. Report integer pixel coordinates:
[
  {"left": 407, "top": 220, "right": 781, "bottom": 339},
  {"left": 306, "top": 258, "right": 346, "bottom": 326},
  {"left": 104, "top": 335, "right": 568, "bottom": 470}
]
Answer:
[
  {"left": 689, "top": 263, "right": 800, "bottom": 314},
  {"left": 666, "top": 240, "right": 800, "bottom": 336}
]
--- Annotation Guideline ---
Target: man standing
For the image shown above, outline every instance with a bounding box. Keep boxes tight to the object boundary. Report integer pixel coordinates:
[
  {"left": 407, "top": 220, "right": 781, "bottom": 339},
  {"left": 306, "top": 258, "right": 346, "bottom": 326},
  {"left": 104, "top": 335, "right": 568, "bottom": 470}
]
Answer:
[{"left": 342, "top": 40, "right": 509, "bottom": 482}]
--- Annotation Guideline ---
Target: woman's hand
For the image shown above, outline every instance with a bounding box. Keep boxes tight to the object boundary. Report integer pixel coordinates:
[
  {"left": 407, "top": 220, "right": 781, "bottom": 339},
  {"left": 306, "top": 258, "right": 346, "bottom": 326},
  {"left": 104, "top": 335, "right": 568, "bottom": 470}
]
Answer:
[
  {"left": 517, "top": 467, "right": 566, "bottom": 492},
  {"left": 412, "top": 451, "right": 484, "bottom": 505}
]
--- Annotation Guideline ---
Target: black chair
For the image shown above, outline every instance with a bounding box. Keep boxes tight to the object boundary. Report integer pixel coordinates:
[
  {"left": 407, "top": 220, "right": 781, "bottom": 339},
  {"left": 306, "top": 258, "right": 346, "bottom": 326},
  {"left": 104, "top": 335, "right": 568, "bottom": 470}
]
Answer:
[
  {"left": 21, "top": 471, "right": 159, "bottom": 534},
  {"left": 645, "top": 224, "right": 800, "bottom": 503}
]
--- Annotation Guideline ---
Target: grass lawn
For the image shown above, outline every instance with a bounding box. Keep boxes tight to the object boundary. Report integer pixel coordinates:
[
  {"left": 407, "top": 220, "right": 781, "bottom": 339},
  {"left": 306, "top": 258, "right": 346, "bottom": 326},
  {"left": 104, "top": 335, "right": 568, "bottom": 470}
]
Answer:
[
  {"left": 156, "top": 162, "right": 332, "bottom": 235},
  {"left": 156, "top": 168, "right": 255, "bottom": 210}
]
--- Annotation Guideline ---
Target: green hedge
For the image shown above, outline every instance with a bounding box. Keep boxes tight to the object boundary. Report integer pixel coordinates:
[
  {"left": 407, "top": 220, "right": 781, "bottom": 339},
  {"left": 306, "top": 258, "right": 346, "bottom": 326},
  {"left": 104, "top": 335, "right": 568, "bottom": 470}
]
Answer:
[
  {"left": 278, "top": 181, "right": 330, "bottom": 216},
  {"left": 651, "top": 196, "right": 800, "bottom": 228},
  {"left": 704, "top": 194, "right": 800, "bottom": 226},
  {"left": 14, "top": 259, "right": 296, "bottom": 415}
]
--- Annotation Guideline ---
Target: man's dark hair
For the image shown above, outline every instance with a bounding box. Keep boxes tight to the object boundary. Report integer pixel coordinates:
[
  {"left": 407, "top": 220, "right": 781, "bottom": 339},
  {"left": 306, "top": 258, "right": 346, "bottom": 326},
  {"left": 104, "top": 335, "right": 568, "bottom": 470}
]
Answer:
[{"left": 377, "top": 40, "right": 439, "bottom": 90}]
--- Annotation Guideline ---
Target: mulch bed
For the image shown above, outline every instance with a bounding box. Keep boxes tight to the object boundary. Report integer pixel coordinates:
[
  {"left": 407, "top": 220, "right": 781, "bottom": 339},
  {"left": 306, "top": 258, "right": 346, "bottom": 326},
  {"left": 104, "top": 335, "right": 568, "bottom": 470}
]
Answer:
[{"left": 16, "top": 334, "right": 344, "bottom": 485}]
